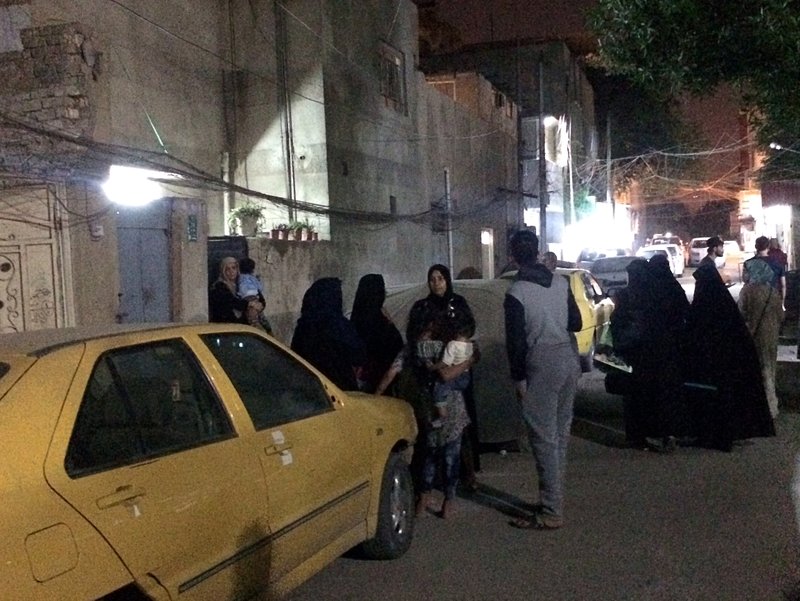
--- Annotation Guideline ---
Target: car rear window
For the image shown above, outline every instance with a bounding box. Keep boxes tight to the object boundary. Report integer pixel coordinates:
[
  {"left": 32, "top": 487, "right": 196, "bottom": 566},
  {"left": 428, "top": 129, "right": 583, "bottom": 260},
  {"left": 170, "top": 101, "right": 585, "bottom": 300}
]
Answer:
[
  {"left": 65, "top": 339, "right": 235, "bottom": 477},
  {"left": 591, "top": 257, "right": 637, "bottom": 273}
]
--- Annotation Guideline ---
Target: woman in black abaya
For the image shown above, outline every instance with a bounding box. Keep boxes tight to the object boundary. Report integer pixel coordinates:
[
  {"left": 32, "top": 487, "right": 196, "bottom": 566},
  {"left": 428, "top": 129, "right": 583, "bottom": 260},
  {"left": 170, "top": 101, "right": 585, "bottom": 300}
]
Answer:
[{"left": 684, "top": 263, "right": 774, "bottom": 450}]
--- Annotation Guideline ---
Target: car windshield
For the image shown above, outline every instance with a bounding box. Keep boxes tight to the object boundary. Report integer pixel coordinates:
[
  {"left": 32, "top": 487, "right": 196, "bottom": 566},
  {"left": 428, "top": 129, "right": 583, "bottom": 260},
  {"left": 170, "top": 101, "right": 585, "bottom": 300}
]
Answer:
[
  {"left": 691, "top": 239, "right": 708, "bottom": 249},
  {"left": 578, "top": 248, "right": 625, "bottom": 262}
]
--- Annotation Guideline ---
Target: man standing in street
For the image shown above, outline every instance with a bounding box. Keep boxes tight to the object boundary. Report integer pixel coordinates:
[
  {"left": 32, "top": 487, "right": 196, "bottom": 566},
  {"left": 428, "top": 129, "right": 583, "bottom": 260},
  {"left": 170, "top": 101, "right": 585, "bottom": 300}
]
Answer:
[
  {"left": 699, "top": 236, "right": 724, "bottom": 269},
  {"left": 746, "top": 235, "right": 787, "bottom": 311},
  {"left": 503, "top": 230, "right": 582, "bottom": 530}
]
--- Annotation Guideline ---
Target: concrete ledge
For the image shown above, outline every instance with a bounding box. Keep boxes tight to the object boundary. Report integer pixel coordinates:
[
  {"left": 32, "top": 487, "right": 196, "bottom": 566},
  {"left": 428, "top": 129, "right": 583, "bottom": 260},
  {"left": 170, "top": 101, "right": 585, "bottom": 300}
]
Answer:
[{"left": 778, "top": 344, "right": 800, "bottom": 412}]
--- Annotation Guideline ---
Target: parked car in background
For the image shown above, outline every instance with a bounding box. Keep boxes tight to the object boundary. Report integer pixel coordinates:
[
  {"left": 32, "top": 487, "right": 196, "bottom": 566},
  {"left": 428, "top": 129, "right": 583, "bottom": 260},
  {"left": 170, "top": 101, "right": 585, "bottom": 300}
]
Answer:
[
  {"left": 688, "top": 236, "right": 711, "bottom": 266},
  {"left": 576, "top": 247, "right": 629, "bottom": 270},
  {"left": 688, "top": 236, "right": 727, "bottom": 268},
  {"left": 1, "top": 324, "right": 417, "bottom": 601},
  {"left": 651, "top": 233, "right": 687, "bottom": 265},
  {"left": 636, "top": 243, "right": 685, "bottom": 277},
  {"left": 723, "top": 240, "right": 742, "bottom": 266},
  {"left": 589, "top": 255, "right": 639, "bottom": 297},
  {"left": 497, "top": 269, "right": 614, "bottom": 372}
]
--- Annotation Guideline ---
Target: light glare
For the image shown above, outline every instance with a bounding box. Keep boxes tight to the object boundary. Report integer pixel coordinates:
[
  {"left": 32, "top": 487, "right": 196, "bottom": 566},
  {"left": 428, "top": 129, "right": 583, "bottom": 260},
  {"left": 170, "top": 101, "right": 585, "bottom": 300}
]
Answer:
[{"left": 102, "top": 165, "right": 176, "bottom": 206}]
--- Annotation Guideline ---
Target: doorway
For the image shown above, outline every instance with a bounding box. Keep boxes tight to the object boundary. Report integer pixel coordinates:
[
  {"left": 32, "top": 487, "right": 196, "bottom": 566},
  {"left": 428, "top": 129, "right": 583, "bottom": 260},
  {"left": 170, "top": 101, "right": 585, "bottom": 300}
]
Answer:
[{"left": 116, "top": 201, "right": 171, "bottom": 323}]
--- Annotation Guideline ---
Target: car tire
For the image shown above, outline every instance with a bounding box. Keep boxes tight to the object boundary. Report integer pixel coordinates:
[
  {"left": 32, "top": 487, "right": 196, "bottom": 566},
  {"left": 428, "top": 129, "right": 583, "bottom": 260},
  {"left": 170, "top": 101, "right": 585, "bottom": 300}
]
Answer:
[
  {"left": 580, "top": 337, "right": 595, "bottom": 373},
  {"left": 359, "top": 452, "right": 415, "bottom": 560}
]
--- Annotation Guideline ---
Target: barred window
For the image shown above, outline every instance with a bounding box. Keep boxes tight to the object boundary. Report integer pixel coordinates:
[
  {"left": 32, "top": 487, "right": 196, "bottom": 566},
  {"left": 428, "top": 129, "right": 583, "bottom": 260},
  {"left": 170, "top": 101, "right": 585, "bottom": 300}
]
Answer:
[{"left": 379, "top": 43, "right": 406, "bottom": 113}]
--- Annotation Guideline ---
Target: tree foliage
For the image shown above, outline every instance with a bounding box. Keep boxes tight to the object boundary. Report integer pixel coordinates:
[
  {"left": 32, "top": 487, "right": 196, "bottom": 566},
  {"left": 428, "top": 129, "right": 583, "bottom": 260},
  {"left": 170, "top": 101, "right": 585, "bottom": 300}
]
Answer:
[{"left": 589, "top": 0, "right": 800, "bottom": 181}]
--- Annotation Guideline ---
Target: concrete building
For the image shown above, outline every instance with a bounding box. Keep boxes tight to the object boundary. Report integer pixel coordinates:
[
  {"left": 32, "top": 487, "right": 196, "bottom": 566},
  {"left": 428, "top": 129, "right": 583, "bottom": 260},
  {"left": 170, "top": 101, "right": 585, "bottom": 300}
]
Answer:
[
  {"left": 0, "top": 0, "right": 518, "bottom": 341},
  {"left": 421, "top": 39, "right": 599, "bottom": 260}
]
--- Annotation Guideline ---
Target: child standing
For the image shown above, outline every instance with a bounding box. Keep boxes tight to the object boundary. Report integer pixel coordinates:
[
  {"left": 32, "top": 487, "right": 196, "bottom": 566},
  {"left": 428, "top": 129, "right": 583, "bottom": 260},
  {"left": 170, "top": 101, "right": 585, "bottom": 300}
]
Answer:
[{"left": 237, "top": 257, "right": 273, "bottom": 334}]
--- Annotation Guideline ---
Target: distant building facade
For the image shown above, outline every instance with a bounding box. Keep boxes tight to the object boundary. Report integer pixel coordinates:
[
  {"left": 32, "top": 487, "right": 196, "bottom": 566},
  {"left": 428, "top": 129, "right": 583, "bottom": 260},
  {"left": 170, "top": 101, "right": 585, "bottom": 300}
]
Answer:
[{"left": 422, "top": 39, "right": 598, "bottom": 257}]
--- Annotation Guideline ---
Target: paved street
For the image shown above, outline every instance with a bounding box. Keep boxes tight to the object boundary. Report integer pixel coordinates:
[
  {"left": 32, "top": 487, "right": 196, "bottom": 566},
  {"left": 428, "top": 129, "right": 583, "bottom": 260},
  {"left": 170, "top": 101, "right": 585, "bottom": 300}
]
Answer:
[{"left": 287, "top": 371, "right": 800, "bottom": 601}]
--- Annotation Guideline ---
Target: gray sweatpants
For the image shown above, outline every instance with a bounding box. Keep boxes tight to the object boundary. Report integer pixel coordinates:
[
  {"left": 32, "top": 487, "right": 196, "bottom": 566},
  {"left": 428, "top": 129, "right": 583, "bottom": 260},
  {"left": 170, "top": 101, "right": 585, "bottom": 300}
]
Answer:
[{"left": 520, "top": 342, "right": 580, "bottom": 518}]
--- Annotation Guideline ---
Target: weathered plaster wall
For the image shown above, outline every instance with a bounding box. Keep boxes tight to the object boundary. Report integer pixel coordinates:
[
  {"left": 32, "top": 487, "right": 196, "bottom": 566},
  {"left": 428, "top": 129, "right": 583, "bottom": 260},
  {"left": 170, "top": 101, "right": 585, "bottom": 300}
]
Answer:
[
  {"left": 0, "top": 1, "right": 226, "bottom": 325},
  {"left": 63, "top": 183, "right": 120, "bottom": 326},
  {"left": 211, "top": 0, "right": 514, "bottom": 341}
]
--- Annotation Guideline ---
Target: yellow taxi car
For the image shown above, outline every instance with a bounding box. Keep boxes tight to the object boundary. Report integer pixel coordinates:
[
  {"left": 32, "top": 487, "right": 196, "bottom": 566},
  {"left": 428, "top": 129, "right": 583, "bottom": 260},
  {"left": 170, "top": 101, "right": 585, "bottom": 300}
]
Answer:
[
  {"left": 498, "top": 267, "right": 614, "bottom": 371},
  {"left": 0, "top": 323, "right": 416, "bottom": 601},
  {"left": 555, "top": 267, "right": 615, "bottom": 371}
]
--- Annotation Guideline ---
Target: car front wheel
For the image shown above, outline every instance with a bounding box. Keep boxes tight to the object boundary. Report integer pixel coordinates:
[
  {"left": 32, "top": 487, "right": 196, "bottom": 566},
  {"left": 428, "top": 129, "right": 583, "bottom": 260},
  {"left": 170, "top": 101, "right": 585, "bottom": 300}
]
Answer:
[{"left": 359, "top": 452, "right": 415, "bottom": 560}]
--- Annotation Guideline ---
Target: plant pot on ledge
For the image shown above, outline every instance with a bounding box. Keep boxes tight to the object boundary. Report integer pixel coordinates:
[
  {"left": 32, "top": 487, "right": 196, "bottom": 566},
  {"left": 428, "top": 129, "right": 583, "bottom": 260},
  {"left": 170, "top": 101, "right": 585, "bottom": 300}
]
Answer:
[{"left": 239, "top": 215, "right": 259, "bottom": 237}]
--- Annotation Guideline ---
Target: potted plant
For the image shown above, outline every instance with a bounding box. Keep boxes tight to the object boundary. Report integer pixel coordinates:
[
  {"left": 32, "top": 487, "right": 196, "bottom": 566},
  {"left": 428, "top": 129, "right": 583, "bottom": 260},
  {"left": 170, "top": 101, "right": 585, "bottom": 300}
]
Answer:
[
  {"left": 302, "top": 219, "right": 318, "bottom": 241},
  {"left": 289, "top": 220, "right": 304, "bottom": 241},
  {"left": 274, "top": 223, "right": 291, "bottom": 240},
  {"left": 228, "top": 203, "right": 263, "bottom": 237}
]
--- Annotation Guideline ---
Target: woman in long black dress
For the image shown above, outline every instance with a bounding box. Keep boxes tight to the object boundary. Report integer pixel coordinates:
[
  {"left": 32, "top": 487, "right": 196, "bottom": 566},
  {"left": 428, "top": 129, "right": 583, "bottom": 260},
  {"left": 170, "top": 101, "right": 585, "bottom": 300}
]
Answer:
[
  {"left": 684, "top": 263, "right": 775, "bottom": 450},
  {"left": 406, "top": 264, "right": 480, "bottom": 503},
  {"left": 350, "top": 274, "right": 404, "bottom": 393},
  {"left": 291, "top": 278, "right": 366, "bottom": 391}
]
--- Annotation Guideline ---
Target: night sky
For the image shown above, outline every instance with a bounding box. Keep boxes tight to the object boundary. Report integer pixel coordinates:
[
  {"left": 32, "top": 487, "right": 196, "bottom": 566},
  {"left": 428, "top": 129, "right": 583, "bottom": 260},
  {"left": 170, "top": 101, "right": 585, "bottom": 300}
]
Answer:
[{"left": 430, "top": 0, "right": 598, "bottom": 44}]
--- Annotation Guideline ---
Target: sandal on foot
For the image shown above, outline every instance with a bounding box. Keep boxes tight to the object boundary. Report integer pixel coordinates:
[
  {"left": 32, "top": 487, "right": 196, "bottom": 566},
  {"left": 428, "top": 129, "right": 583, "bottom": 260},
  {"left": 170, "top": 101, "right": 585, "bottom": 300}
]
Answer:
[{"left": 509, "top": 514, "right": 563, "bottom": 530}]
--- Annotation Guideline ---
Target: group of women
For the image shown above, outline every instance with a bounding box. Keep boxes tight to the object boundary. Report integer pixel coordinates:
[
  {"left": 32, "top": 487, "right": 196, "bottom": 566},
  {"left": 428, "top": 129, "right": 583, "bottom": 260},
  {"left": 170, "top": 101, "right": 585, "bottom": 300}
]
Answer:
[
  {"left": 609, "top": 256, "right": 775, "bottom": 452},
  {"left": 208, "top": 258, "right": 480, "bottom": 517}
]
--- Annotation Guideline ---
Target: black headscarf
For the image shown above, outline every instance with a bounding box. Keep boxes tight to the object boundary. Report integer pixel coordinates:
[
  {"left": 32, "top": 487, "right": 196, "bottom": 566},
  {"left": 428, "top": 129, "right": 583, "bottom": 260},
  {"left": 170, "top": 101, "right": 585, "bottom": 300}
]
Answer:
[
  {"left": 647, "top": 254, "right": 689, "bottom": 334},
  {"left": 351, "top": 274, "right": 387, "bottom": 334},
  {"left": 406, "top": 264, "right": 473, "bottom": 343},
  {"left": 291, "top": 278, "right": 366, "bottom": 390},
  {"left": 609, "top": 258, "right": 653, "bottom": 358},
  {"left": 350, "top": 274, "right": 404, "bottom": 392}
]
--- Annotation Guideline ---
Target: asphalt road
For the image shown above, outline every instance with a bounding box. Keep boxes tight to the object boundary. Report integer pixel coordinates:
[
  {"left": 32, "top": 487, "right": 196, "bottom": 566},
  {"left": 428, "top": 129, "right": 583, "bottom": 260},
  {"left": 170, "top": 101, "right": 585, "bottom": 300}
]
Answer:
[{"left": 286, "top": 371, "right": 800, "bottom": 601}]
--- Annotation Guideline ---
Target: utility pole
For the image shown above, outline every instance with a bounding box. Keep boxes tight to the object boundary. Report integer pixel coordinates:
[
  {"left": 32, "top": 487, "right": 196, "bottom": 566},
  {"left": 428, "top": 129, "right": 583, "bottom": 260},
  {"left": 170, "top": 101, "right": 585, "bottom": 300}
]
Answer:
[
  {"left": 538, "top": 57, "right": 548, "bottom": 249},
  {"left": 607, "top": 117, "right": 614, "bottom": 217},
  {"left": 444, "top": 168, "right": 454, "bottom": 273},
  {"left": 515, "top": 39, "right": 524, "bottom": 229}
]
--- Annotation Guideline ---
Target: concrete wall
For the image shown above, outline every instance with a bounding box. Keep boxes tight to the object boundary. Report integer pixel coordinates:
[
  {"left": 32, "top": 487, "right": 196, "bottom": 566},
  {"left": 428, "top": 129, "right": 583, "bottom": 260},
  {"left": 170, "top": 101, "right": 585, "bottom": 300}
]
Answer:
[
  {"left": 223, "top": 0, "right": 518, "bottom": 339},
  {"left": 1, "top": 0, "right": 517, "bottom": 332},
  {"left": 0, "top": 1, "right": 224, "bottom": 325}
]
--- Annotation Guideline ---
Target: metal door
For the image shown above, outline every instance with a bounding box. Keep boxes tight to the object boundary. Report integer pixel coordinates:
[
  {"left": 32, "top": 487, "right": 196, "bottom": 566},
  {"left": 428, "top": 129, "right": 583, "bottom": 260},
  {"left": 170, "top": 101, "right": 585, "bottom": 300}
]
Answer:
[
  {"left": 0, "top": 185, "right": 69, "bottom": 332},
  {"left": 116, "top": 202, "right": 171, "bottom": 322}
]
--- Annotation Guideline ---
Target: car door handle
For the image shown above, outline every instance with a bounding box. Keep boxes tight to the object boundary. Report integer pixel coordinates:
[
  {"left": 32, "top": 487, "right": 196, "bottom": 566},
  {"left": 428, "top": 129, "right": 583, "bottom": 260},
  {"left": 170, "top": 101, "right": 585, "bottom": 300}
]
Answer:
[
  {"left": 97, "top": 485, "right": 146, "bottom": 509},
  {"left": 265, "top": 442, "right": 293, "bottom": 456}
]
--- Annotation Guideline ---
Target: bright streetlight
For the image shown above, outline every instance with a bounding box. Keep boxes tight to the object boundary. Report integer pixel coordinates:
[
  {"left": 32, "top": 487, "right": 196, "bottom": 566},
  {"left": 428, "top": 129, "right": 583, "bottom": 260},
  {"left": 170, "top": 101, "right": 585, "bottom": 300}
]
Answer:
[
  {"left": 769, "top": 142, "right": 800, "bottom": 154},
  {"left": 101, "top": 165, "right": 181, "bottom": 206}
]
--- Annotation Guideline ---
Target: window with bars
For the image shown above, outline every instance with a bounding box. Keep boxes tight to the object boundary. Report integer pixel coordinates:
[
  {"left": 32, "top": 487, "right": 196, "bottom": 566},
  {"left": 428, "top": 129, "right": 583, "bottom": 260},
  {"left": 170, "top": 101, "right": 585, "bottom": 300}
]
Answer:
[{"left": 379, "top": 43, "right": 406, "bottom": 113}]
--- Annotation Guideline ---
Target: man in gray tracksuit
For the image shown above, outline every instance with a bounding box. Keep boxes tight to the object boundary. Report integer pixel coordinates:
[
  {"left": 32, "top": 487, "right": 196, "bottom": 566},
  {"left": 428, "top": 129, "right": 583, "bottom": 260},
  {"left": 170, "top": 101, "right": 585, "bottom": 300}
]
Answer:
[{"left": 504, "top": 230, "right": 582, "bottom": 530}]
